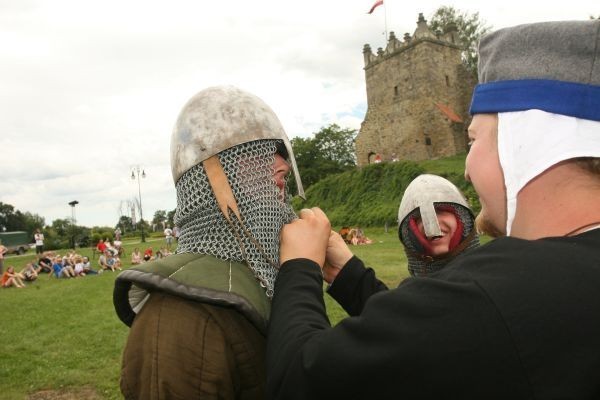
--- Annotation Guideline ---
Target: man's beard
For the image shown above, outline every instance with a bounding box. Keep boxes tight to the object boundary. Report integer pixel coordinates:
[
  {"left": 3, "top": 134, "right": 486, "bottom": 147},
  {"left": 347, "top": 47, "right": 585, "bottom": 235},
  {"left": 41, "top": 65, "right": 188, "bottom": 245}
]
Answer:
[{"left": 475, "top": 210, "right": 504, "bottom": 238}]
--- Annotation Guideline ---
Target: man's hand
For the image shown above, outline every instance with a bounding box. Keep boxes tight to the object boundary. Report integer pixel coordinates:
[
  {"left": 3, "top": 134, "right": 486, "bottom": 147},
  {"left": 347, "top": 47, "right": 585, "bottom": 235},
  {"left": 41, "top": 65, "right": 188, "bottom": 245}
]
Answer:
[
  {"left": 322, "top": 231, "right": 354, "bottom": 284},
  {"left": 280, "top": 208, "right": 331, "bottom": 267}
]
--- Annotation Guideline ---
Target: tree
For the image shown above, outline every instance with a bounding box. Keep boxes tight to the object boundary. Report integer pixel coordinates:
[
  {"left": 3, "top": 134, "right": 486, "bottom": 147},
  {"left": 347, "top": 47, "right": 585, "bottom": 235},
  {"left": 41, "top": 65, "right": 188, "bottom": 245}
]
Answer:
[
  {"left": 23, "top": 212, "right": 45, "bottom": 235},
  {"left": 429, "top": 6, "right": 491, "bottom": 76},
  {"left": 152, "top": 210, "right": 167, "bottom": 229},
  {"left": 167, "top": 209, "right": 176, "bottom": 227},
  {"left": 290, "top": 124, "right": 357, "bottom": 189},
  {"left": 117, "top": 215, "right": 135, "bottom": 233},
  {"left": 0, "top": 202, "right": 45, "bottom": 235}
]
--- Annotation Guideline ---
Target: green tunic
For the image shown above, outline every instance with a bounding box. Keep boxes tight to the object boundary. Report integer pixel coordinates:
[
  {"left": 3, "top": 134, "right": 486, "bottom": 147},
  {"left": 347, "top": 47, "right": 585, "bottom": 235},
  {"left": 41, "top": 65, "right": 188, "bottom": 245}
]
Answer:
[
  {"left": 113, "top": 253, "right": 271, "bottom": 399},
  {"left": 114, "top": 253, "right": 270, "bottom": 334}
]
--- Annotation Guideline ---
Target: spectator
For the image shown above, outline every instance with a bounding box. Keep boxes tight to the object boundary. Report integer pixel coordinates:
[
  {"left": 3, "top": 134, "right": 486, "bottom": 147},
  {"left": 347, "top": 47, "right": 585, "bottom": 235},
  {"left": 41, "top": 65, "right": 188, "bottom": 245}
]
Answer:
[
  {"left": 82, "top": 256, "right": 98, "bottom": 275},
  {"left": 164, "top": 226, "right": 174, "bottom": 251},
  {"left": 105, "top": 252, "right": 122, "bottom": 272},
  {"left": 98, "top": 251, "right": 109, "bottom": 271},
  {"left": 34, "top": 229, "right": 45, "bottom": 254},
  {"left": 105, "top": 240, "right": 118, "bottom": 257},
  {"left": 131, "top": 248, "right": 142, "bottom": 265},
  {"left": 113, "top": 238, "right": 123, "bottom": 256},
  {"left": 346, "top": 227, "right": 372, "bottom": 246},
  {"left": 37, "top": 253, "right": 53, "bottom": 274},
  {"left": 50, "top": 256, "right": 74, "bottom": 279},
  {"left": 96, "top": 239, "right": 107, "bottom": 255},
  {"left": 0, "top": 240, "right": 7, "bottom": 274},
  {"left": 1, "top": 266, "right": 25, "bottom": 288},
  {"left": 142, "top": 247, "right": 153, "bottom": 262},
  {"left": 61, "top": 256, "right": 76, "bottom": 278},
  {"left": 173, "top": 226, "right": 180, "bottom": 242},
  {"left": 73, "top": 256, "right": 86, "bottom": 276},
  {"left": 21, "top": 262, "right": 39, "bottom": 282},
  {"left": 338, "top": 227, "right": 351, "bottom": 243},
  {"left": 115, "top": 227, "right": 122, "bottom": 241}
]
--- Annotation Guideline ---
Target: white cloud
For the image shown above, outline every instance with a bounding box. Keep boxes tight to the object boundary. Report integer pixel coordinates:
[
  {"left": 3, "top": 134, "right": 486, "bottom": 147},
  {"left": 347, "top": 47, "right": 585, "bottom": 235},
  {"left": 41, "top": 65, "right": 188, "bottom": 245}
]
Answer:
[{"left": 1, "top": 0, "right": 597, "bottom": 226}]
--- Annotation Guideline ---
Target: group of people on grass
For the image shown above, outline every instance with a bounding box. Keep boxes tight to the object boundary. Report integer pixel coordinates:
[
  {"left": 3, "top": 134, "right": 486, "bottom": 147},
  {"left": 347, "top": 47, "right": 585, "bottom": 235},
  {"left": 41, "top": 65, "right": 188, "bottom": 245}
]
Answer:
[
  {"left": 1, "top": 251, "right": 99, "bottom": 288},
  {"left": 130, "top": 246, "right": 173, "bottom": 265},
  {"left": 338, "top": 226, "right": 373, "bottom": 245}
]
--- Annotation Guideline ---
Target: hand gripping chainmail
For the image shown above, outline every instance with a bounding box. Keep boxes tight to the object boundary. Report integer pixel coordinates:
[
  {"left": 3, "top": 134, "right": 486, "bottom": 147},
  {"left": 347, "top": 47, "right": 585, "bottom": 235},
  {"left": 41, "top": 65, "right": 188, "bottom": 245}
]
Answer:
[
  {"left": 174, "top": 140, "right": 297, "bottom": 298},
  {"left": 399, "top": 202, "right": 480, "bottom": 277}
]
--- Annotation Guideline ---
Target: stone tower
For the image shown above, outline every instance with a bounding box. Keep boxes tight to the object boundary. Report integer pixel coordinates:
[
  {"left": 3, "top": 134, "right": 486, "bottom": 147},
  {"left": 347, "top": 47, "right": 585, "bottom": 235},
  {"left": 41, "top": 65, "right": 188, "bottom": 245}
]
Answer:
[{"left": 355, "top": 13, "right": 476, "bottom": 166}]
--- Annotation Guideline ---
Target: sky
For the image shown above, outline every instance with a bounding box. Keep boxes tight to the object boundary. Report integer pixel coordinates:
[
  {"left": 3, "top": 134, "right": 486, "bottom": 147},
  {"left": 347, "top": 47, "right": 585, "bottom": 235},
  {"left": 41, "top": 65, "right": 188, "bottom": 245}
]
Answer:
[{"left": 1, "top": 0, "right": 597, "bottom": 228}]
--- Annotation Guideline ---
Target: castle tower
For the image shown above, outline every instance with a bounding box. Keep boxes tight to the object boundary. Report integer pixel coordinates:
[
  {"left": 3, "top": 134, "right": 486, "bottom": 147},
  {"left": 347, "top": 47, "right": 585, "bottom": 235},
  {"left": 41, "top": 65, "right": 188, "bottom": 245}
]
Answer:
[{"left": 355, "top": 13, "right": 476, "bottom": 166}]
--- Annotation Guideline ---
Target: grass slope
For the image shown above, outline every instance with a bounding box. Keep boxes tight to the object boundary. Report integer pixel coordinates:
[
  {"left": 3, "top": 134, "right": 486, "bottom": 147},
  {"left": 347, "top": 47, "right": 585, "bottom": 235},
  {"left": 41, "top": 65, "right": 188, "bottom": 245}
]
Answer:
[{"left": 293, "top": 152, "right": 479, "bottom": 227}]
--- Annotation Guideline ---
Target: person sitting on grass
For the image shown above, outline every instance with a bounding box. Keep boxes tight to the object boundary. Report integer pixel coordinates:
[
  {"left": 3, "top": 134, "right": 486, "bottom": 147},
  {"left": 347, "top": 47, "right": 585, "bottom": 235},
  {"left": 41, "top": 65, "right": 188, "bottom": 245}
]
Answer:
[
  {"left": 105, "top": 252, "right": 122, "bottom": 272},
  {"left": 130, "top": 248, "right": 142, "bottom": 265},
  {"left": 62, "top": 256, "right": 77, "bottom": 277},
  {"left": 142, "top": 247, "right": 153, "bottom": 262},
  {"left": 345, "top": 227, "right": 373, "bottom": 246},
  {"left": 21, "top": 262, "right": 39, "bottom": 282},
  {"left": 2, "top": 266, "right": 26, "bottom": 288},
  {"left": 73, "top": 256, "right": 86, "bottom": 277},
  {"left": 51, "top": 256, "right": 75, "bottom": 279},
  {"left": 98, "top": 251, "right": 110, "bottom": 271},
  {"left": 82, "top": 256, "right": 98, "bottom": 275},
  {"left": 96, "top": 239, "right": 107, "bottom": 255},
  {"left": 37, "top": 253, "right": 53, "bottom": 274}
]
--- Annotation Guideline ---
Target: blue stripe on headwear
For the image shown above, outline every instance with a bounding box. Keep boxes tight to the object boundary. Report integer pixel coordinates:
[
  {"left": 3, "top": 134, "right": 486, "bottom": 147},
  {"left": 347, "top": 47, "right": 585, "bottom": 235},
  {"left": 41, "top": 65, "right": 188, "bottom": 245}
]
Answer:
[{"left": 469, "top": 79, "right": 600, "bottom": 122}]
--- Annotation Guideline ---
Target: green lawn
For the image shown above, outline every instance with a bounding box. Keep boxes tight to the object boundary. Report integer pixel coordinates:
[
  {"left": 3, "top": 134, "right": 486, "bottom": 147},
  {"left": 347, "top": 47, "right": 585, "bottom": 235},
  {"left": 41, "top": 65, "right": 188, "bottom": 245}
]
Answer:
[{"left": 0, "top": 229, "right": 409, "bottom": 399}]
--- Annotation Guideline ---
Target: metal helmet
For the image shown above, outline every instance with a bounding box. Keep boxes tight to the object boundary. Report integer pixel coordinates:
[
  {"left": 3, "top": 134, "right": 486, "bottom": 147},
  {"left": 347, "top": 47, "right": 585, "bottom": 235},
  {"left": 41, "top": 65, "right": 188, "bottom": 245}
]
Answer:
[
  {"left": 398, "top": 174, "right": 470, "bottom": 238},
  {"left": 170, "top": 85, "right": 304, "bottom": 198}
]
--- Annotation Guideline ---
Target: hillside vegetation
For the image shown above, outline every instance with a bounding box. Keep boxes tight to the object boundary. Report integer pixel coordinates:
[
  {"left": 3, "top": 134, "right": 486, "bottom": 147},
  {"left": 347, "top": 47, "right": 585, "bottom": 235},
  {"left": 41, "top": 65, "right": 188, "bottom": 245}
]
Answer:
[{"left": 292, "top": 153, "right": 479, "bottom": 227}]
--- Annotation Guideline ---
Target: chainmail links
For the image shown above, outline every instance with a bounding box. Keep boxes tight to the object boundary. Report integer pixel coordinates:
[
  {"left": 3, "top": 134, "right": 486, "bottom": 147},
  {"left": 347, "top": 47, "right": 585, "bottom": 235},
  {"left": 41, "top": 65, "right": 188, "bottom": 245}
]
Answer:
[{"left": 174, "top": 140, "right": 297, "bottom": 297}]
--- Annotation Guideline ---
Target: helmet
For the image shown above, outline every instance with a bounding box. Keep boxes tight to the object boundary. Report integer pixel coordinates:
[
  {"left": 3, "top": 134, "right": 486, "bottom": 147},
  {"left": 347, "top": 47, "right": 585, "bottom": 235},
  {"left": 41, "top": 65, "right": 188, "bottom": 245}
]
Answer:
[
  {"left": 398, "top": 174, "right": 469, "bottom": 238},
  {"left": 170, "top": 85, "right": 304, "bottom": 198},
  {"left": 398, "top": 174, "right": 479, "bottom": 276}
]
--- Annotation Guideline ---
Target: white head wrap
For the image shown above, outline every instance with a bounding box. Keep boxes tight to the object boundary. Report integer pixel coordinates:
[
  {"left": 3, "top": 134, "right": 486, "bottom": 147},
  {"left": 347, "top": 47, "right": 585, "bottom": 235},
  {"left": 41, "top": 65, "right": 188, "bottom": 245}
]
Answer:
[{"left": 498, "top": 110, "right": 600, "bottom": 235}]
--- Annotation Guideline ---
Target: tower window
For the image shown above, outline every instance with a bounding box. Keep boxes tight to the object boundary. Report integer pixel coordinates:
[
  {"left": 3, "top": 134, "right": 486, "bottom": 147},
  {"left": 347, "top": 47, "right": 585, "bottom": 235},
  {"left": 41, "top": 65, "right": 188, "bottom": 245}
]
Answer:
[
  {"left": 445, "top": 75, "right": 450, "bottom": 86},
  {"left": 394, "top": 85, "right": 398, "bottom": 96},
  {"left": 425, "top": 138, "right": 432, "bottom": 145}
]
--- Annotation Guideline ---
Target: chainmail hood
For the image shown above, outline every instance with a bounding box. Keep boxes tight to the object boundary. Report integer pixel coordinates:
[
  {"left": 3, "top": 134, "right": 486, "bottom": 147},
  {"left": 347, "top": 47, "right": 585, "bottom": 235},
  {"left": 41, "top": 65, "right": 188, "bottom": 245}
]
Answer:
[
  {"left": 174, "top": 139, "right": 296, "bottom": 297},
  {"left": 399, "top": 202, "right": 479, "bottom": 277}
]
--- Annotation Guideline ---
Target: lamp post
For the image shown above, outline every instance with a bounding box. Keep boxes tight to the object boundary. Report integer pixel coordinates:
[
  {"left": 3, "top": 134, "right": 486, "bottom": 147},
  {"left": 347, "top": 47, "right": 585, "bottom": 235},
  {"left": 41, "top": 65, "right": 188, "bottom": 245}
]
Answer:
[
  {"left": 68, "top": 200, "right": 79, "bottom": 249},
  {"left": 131, "top": 166, "right": 146, "bottom": 243}
]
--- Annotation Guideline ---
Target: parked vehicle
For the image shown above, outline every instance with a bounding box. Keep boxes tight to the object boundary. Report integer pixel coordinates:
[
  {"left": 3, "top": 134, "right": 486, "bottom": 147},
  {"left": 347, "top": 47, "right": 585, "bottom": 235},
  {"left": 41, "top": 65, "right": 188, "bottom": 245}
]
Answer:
[{"left": 0, "top": 231, "right": 31, "bottom": 255}]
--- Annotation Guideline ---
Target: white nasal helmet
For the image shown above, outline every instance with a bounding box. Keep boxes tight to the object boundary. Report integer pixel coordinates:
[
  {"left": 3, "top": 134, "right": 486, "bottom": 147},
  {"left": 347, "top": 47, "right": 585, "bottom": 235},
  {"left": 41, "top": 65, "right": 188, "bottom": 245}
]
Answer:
[{"left": 398, "top": 174, "right": 469, "bottom": 238}]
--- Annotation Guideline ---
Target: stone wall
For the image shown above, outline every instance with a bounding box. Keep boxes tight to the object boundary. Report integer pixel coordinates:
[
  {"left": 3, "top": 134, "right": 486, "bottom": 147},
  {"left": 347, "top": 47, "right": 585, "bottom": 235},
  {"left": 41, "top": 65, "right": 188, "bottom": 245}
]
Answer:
[{"left": 356, "top": 14, "right": 476, "bottom": 166}]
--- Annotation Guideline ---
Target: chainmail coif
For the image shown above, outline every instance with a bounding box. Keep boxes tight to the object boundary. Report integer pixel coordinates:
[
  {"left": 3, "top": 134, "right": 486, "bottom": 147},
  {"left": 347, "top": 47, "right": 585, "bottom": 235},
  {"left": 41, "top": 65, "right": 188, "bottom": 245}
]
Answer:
[
  {"left": 399, "top": 202, "right": 479, "bottom": 276},
  {"left": 174, "top": 139, "right": 297, "bottom": 298}
]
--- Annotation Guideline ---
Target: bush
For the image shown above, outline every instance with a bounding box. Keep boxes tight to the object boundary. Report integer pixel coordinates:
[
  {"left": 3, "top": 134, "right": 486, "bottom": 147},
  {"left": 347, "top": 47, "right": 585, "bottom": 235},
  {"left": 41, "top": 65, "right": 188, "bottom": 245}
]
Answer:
[{"left": 292, "top": 154, "right": 477, "bottom": 227}]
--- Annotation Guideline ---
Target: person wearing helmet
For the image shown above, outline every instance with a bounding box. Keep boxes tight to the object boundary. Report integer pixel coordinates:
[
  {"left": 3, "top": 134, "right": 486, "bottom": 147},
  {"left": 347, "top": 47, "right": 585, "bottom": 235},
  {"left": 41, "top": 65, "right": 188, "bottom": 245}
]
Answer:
[
  {"left": 319, "top": 174, "right": 479, "bottom": 316},
  {"left": 397, "top": 174, "right": 479, "bottom": 276},
  {"left": 266, "top": 20, "right": 600, "bottom": 398},
  {"left": 113, "top": 86, "right": 303, "bottom": 399}
]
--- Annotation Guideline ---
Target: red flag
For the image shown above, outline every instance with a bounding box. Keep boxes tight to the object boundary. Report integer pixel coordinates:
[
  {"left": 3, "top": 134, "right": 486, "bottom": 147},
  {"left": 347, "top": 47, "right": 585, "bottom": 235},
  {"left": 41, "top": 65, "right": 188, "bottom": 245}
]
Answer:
[{"left": 367, "top": 0, "right": 383, "bottom": 14}]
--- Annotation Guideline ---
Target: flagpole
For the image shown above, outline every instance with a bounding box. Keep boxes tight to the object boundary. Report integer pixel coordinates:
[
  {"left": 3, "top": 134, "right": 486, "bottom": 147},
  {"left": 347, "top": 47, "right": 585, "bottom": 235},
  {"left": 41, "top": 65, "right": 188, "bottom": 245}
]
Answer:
[{"left": 384, "top": 1, "right": 388, "bottom": 40}]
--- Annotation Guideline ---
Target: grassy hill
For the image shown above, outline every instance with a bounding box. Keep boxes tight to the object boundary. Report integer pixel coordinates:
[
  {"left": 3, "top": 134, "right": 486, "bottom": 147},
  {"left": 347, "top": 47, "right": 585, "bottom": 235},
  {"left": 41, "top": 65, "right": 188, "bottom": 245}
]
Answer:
[{"left": 292, "top": 152, "right": 479, "bottom": 227}]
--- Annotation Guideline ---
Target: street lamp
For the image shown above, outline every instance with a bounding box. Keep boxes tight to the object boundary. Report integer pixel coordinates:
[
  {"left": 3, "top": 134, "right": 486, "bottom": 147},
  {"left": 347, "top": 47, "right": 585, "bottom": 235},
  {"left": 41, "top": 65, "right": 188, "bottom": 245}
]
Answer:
[
  {"left": 68, "top": 200, "right": 79, "bottom": 249},
  {"left": 131, "top": 166, "right": 146, "bottom": 243}
]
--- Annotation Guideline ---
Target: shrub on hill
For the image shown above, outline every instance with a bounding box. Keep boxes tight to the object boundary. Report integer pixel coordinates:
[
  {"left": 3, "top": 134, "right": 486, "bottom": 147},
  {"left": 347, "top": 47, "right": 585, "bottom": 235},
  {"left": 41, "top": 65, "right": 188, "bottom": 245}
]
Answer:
[{"left": 292, "top": 154, "right": 480, "bottom": 227}]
